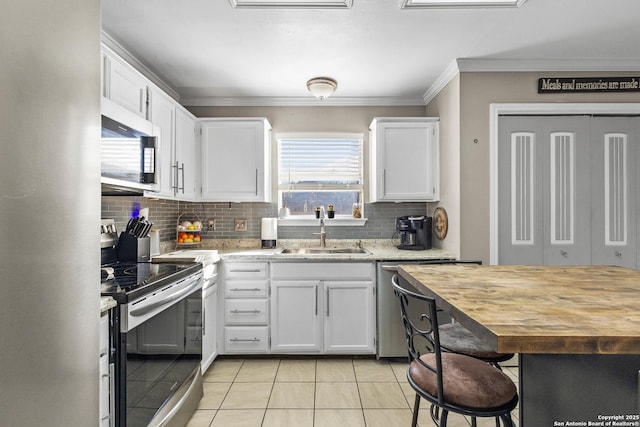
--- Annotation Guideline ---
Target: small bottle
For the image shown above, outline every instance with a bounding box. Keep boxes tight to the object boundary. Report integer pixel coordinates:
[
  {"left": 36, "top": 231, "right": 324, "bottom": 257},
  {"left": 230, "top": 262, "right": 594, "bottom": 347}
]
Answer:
[{"left": 352, "top": 203, "right": 362, "bottom": 218}]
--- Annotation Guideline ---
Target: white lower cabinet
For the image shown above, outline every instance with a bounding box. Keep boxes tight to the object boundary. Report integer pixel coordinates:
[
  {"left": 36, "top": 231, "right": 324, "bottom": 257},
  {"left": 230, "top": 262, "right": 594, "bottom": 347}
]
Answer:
[
  {"left": 323, "top": 281, "right": 375, "bottom": 353},
  {"left": 223, "top": 262, "right": 270, "bottom": 354},
  {"left": 271, "top": 280, "right": 323, "bottom": 352},
  {"left": 99, "top": 312, "right": 113, "bottom": 427},
  {"left": 270, "top": 263, "right": 376, "bottom": 354}
]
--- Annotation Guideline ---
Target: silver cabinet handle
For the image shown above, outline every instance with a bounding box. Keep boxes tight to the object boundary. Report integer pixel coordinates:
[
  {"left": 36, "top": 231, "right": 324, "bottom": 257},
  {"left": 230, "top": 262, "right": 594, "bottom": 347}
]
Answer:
[
  {"left": 171, "top": 161, "right": 179, "bottom": 191},
  {"left": 314, "top": 285, "right": 318, "bottom": 316},
  {"left": 561, "top": 250, "right": 568, "bottom": 257},
  {"left": 230, "top": 269, "right": 262, "bottom": 273},
  {"left": 230, "top": 337, "right": 260, "bottom": 342},
  {"left": 179, "top": 163, "right": 185, "bottom": 193},
  {"left": 229, "top": 287, "right": 262, "bottom": 292},
  {"left": 616, "top": 251, "right": 623, "bottom": 258},
  {"left": 255, "top": 169, "right": 259, "bottom": 196},
  {"left": 326, "top": 287, "right": 330, "bottom": 317},
  {"left": 229, "top": 309, "right": 261, "bottom": 314},
  {"left": 383, "top": 169, "right": 387, "bottom": 195}
]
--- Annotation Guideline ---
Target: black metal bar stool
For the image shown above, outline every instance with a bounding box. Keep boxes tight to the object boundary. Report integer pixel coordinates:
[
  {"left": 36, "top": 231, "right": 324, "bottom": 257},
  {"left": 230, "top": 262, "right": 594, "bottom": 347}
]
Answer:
[{"left": 392, "top": 274, "right": 518, "bottom": 427}]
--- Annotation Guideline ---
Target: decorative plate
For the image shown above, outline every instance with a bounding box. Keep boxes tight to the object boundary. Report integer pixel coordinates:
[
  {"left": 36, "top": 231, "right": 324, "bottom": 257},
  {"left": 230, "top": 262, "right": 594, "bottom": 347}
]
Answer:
[{"left": 433, "top": 207, "right": 448, "bottom": 240}]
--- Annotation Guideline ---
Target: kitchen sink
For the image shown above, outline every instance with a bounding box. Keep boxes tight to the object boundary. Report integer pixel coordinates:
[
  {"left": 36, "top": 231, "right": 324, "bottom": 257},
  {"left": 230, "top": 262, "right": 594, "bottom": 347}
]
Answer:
[{"left": 280, "top": 247, "right": 371, "bottom": 255}]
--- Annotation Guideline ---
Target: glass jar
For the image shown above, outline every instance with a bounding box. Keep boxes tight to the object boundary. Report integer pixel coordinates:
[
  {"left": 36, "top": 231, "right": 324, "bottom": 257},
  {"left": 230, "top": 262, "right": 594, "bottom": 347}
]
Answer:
[{"left": 352, "top": 203, "right": 362, "bottom": 218}]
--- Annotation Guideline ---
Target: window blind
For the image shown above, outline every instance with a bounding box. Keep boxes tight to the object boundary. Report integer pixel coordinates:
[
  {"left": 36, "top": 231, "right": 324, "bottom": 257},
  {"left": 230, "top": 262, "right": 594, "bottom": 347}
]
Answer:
[{"left": 278, "top": 138, "right": 363, "bottom": 186}]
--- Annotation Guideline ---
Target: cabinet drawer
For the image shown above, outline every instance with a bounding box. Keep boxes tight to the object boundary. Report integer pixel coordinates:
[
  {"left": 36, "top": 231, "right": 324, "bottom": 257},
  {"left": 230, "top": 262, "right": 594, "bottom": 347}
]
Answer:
[
  {"left": 224, "top": 262, "right": 268, "bottom": 279},
  {"left": 225, "top": 299, "right": 269, "bottom": 325},
  {"left": 224, "top": 326, "right": 269, "bottom": 353},
  {"left": 271, "top": 262, "right": 374, "bottom": 280},
  {"left": 225, "top": 279, "right": 269, "bottom": 298}
]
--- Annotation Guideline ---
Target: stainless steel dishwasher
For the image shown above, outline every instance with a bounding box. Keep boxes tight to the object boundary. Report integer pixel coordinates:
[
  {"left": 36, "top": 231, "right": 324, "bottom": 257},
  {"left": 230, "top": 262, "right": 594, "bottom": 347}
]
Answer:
[{"left": 376, "top": 259, "right": 462, "bottom": 359}]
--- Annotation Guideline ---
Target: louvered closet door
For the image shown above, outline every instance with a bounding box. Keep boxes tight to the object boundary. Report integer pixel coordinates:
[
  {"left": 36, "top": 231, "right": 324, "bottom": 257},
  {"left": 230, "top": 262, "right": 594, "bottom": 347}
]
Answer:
[
  {"left": 590, "top": 117, "right": 637, "bottom": 268},
  {"left": 498, "top": 116, "right": 591, "bottom": 265},
  {"left": 542, "top": 116, "right": 591, "bottom": 265},
  {"left": 498, "top": 116, "right": 544, "bottom": 265}
]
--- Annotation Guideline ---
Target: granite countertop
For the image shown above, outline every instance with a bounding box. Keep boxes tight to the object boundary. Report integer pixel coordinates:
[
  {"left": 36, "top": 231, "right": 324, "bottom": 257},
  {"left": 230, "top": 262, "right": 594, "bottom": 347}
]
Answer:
[
  {"left": 218, "top": 239, "right": 455, "bottom": 262},
  {"left": 101, "top": 296, "right": 117, "bottom": 315}
]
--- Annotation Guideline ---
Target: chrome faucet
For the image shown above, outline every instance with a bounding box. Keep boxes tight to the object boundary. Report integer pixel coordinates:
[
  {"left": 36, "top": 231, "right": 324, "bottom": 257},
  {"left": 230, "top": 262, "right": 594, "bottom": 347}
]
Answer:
[{"left": 314, "top": 206, "right": 327, "bottom": 247}]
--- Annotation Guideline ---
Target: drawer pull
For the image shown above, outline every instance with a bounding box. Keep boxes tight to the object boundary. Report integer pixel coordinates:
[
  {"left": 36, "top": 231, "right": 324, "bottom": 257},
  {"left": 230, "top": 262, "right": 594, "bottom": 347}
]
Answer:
[
  {"left": 230, "top": 309, "right": 261, "bottom": 314},
  {"left": 230, "top": 269, "right": 262, "bottom": 273},
  {"left": 229, "top": 337, "right": 261, "bottom": 342},
  {"left": 230, "top": 288, "right": 262, "bottom": 292}
]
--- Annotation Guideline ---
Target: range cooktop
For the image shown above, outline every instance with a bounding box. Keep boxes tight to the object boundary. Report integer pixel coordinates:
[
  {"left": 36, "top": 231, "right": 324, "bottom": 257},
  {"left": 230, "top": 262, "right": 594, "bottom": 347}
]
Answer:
[{"left": 101, "top": 261, "right": 202, "bottom": 303}]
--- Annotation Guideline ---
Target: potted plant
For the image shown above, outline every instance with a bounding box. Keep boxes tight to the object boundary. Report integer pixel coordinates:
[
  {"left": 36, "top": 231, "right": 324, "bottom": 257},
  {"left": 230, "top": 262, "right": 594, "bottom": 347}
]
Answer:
[{"left": 327, "top": 204, "right": 335, "bottom": 218}]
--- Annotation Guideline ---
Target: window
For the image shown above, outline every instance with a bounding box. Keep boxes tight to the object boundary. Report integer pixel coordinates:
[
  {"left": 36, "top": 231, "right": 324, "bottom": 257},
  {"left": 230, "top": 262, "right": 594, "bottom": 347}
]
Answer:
[{"left": 278, "top": 134, "right": 364, "bottom": 219}]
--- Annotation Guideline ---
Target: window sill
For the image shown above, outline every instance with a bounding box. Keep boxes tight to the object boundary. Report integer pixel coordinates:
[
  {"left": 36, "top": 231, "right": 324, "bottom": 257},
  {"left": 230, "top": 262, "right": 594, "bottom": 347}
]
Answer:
[{"left": 277, "top": 217, "right": 367, "bottom": 227}]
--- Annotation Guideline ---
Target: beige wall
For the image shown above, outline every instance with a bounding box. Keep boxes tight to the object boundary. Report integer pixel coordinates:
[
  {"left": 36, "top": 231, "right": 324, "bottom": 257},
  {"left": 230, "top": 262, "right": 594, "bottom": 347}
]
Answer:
[
  {"left": 455, "top": 71, "right": 640, "bottom": 263},
  {"left": 187, "top": 105, "right": 425, "bottom": 203},
  {"left": 425, "top": 76, "right": 461, "bottom": 255}
]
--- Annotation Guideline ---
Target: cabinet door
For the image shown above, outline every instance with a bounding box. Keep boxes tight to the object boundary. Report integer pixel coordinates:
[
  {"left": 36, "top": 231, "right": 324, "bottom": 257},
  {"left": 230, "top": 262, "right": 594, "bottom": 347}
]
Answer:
[
  {"left": 371, "top": 119, "right": 439, "bottom": 202},
  {"left": 270, "top": 280, "right": 322, "bottom": 353},
  {"left": 148, "top": 90, "right": 176, "bottom": 198},
  {"left": 324, "top": 281, "right": 375, "bottom": 354},
  {"left": 104, "top": 52, "right": 148, "bottom": 118},
  {"left": 174, "top": 109, "right": 196, "bottom": 200},
  {"left": 202, "top": 285, "right": 218, "bottom": 372},
  {"left": 200, "top": 119, "right": 271, "bottom": 202}
]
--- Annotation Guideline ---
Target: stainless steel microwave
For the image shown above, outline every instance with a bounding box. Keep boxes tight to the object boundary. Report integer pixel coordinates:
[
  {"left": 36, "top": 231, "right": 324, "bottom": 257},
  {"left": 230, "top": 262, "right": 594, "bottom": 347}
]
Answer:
[{"left": 101, "top": 98, "right": 159, "bottom": 193}]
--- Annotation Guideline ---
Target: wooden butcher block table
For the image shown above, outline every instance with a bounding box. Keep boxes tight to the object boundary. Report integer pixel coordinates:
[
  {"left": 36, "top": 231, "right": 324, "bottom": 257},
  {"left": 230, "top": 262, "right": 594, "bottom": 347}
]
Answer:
[{"left": 398, "top": 264, "right": 640, "bottom": 427}]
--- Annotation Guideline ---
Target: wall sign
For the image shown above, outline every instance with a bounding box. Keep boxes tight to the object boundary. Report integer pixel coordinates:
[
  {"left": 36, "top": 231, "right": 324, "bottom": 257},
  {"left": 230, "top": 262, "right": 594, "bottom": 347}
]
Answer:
[{"left": 538, "top": 77, "right": 640, "bottom": 93}]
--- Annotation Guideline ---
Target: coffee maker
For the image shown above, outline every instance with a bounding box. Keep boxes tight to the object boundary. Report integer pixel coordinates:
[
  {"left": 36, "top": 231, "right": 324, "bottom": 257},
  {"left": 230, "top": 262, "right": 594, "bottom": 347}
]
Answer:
[{"left": 396, "top": 215, "right": 432, "bottom": 250}]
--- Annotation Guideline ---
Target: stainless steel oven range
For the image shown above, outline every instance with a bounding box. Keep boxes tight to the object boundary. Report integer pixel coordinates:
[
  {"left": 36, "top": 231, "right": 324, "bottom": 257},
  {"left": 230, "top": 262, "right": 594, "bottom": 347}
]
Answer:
[{"left": 101, "top": 219, "right": 204, "bottom": 427}]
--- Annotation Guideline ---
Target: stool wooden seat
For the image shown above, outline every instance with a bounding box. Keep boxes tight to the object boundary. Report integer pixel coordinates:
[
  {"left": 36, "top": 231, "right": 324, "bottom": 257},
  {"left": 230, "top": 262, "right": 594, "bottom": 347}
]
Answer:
[{"left": 392, "top": 274, "right": 518, "bottom": 427}]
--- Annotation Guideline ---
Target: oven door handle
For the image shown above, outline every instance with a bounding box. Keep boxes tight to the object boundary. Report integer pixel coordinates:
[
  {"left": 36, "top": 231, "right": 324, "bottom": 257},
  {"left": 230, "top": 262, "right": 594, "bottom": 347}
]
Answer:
[{"left": 130, "top": 279, "right": 201, "bottom": 317}]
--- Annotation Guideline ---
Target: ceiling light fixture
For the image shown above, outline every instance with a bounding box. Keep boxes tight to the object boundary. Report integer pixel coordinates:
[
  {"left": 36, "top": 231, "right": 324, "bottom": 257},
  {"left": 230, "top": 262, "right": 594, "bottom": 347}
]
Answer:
[
  {"left": 401, "top": 0, "right": 526, "bottom": 8},
  {"left": 306, "top": 77, "right": 338, "bottom": 100}
]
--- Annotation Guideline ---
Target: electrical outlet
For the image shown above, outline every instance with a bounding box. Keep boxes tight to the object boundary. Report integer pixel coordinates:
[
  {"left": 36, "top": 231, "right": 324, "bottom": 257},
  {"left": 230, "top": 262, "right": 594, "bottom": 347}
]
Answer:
[
  {"left": 207, "top": 219, "right": 216, "bottom": 231},
  {"left": 234, "top": 219, "right": 247, "bottom": 232}
]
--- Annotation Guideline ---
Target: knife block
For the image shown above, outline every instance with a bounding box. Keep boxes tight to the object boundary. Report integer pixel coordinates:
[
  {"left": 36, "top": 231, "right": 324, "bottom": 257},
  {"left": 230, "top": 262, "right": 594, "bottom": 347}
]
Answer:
[{"left": 117, "top": 233, "right": 151, "bottom": 262}]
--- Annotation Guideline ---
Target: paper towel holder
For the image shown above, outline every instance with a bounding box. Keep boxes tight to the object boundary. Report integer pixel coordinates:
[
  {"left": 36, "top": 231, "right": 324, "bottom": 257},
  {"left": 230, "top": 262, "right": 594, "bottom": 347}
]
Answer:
[{"left": 261, "top": 218, "right": 278, "bottom": 249}]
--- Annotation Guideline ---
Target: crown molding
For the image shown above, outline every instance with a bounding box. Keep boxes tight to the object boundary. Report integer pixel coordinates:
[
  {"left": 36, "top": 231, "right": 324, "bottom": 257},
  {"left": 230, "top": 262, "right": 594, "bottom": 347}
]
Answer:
[
  {"left": 456, "top": 58, "right": 640, "bottom": 72},
  {"left": 422, "top": 60, "right": 460, "bottom": 105},
  {"left": 229, "top": 0, "right": 352, "bottom": 7},
  {"left": 402, "top": 0, "right": 526, "bottom": 9},
  {"left": 101, "top": 31, "right": 181, "bottom": 101},
  {"left": 423, "top": 57, "right": 640, "bottom": 105},
  {"left": 181, "top": 96, "right": 426, "bottom": 107}
]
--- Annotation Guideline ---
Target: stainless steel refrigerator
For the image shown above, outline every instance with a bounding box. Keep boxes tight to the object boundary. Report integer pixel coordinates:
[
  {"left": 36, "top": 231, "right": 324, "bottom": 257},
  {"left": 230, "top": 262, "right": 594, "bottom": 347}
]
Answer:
[{"left": 0, "top": 2, "right": 101, "bottom": 426}]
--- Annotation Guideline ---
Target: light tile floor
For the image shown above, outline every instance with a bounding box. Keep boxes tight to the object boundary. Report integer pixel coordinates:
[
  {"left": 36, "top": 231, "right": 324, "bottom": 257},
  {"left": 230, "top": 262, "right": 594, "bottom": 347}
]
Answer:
[{"left": 186, "top": 356, "right": 520, "bottom": 427}]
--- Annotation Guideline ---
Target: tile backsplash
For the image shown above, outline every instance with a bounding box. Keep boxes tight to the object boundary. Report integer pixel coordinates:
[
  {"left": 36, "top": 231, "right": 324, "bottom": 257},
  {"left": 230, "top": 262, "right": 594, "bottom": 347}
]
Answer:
[{"left": 101, "top": 196, "right": 429, "bottom": 246}]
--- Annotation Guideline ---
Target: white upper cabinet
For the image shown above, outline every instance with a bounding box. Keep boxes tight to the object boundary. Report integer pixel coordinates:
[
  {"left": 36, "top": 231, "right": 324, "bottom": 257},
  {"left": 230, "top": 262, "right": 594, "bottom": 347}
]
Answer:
[
  {"left": 369, "top": 117, "right": 439, "bottom": 202},
  {"left": 146, "top": 89, "right": 197, "bottom": 200},
  {"left": 174, "top": 108, "right": 197, "bottom": 200},
  {"left": 200, "top": 118, "right": 272, "bottom": 202},
  {"left": 101, "top": 47, "right": 148, "bottom": 119},
  {"left": 148, "top": 90, "right": 176, "bottom": 199}
]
